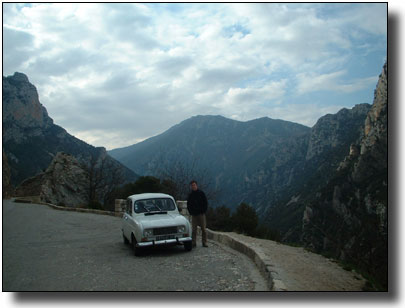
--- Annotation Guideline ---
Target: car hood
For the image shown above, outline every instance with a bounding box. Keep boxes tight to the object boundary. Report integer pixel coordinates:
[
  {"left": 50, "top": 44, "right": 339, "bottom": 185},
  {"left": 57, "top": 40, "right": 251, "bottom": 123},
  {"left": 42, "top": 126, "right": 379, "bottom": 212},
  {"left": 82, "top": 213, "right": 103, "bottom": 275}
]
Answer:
[{"left": 137, "top": 213, "right": 189, "bottom": 229}]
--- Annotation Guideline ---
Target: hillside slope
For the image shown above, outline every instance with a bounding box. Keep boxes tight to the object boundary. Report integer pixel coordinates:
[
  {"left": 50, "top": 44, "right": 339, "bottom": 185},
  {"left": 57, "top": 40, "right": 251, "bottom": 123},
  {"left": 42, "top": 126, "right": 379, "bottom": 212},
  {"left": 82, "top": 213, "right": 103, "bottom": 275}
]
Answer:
[
  {"left": 285, "top": 62, "right": 387, "bottom": 289},
  {"left": 109, "top": 115, "right": 311, "bottom": 207},
  {"left": 2, "top": 72, "right": 138, "bottom": 187}
]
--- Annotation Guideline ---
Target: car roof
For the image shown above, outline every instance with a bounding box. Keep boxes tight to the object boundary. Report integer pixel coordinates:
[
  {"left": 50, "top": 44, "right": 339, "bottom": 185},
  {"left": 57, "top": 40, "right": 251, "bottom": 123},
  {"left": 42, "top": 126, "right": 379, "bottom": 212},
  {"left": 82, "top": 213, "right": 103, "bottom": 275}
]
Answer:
[{"left": 127, "top": 193, "right": 175, "bottom": 201}]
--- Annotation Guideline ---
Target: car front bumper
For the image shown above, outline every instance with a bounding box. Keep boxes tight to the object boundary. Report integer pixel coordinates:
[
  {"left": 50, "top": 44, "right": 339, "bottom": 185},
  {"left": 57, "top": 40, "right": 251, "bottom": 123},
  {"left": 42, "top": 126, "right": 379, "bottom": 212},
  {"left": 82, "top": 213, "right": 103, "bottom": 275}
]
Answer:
[{"left": 136, "top": 236, "right": 192, "bottom": 247}]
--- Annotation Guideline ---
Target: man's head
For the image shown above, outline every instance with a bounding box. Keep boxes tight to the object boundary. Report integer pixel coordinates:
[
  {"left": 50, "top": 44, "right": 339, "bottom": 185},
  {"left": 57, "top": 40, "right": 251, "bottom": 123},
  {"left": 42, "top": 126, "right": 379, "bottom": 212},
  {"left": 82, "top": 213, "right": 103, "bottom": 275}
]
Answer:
[{"left": 190, "top": 180, "right": 198, "bottom": 191}]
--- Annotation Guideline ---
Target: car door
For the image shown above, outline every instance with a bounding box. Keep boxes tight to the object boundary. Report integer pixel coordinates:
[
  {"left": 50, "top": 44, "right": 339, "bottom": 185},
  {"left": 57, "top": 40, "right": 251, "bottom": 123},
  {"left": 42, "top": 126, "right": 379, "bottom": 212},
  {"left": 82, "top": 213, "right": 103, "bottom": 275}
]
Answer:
[{"left": 122, "top": 198, "right": 133, "bottom": 239}]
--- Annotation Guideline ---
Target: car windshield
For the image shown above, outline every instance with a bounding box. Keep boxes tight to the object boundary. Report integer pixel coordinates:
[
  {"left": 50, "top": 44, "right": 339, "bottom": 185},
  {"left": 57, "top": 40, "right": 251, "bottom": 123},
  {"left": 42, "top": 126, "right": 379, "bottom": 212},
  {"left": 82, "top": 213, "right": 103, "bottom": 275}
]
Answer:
[{"left": 134, "top": 198, "right": 176, "bottom": 214}]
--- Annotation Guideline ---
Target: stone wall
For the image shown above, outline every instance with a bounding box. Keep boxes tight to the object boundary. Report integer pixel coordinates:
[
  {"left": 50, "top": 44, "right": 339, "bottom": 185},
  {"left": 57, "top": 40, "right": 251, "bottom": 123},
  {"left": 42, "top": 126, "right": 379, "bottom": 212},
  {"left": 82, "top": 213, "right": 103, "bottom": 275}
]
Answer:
[
  {"left": 176, "top": 200, "right": 191, "bottom": 222},
  {"left": 115, "top": 199, "right": 126, "bottom": 213}
]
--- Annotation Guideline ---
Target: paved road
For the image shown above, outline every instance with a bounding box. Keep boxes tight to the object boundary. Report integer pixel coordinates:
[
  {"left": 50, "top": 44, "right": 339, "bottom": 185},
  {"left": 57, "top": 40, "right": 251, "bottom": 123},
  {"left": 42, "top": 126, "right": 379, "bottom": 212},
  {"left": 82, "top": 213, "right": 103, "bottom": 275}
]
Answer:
[{"left": 3, "top": 200, "right": 268, "bottom": 291}]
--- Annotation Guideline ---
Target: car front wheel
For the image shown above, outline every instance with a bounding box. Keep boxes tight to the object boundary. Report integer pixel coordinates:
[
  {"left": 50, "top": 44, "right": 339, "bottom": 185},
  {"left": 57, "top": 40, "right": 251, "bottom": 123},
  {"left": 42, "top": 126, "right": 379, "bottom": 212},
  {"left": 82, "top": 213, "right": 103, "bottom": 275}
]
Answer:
[
  {"left": 132, "top": 234, "right": 142, "bottom": 256},
  {"left": 184, "top": 241, "right": 193, "bottom": 252}
]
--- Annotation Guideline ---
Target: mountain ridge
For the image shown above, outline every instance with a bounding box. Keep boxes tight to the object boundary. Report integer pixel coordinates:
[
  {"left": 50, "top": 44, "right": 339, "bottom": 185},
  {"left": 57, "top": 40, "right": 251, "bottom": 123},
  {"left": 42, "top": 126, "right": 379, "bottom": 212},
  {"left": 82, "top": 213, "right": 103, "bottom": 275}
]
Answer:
[
  {"left": 108, "top": 105, "right": 370, "bottom": 211},
  {"left": 2, "top": 72, "right": 139, "bottom": 187}
]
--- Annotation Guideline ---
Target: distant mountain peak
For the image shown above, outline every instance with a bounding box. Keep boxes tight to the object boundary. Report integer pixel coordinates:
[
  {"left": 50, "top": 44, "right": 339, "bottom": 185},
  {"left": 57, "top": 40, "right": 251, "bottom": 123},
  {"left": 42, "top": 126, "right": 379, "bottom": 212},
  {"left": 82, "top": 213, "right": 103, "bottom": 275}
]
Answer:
[
  {"left": 9, "top": 72, "right": 30, "bottom": 83},
  {"left": 3, "top": 72, "right": 53, "bottom": 136},
  {"left": 3, "top": 73, "right": 138, "bottom": 186}
]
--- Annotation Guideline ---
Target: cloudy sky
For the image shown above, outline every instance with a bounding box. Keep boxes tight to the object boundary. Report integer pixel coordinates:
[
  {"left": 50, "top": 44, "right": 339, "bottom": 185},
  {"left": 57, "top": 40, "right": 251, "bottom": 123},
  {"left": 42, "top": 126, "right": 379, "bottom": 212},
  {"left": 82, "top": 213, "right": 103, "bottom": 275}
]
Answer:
[{"left": 3, "top": 2, "right": 387, "bottom": 150}]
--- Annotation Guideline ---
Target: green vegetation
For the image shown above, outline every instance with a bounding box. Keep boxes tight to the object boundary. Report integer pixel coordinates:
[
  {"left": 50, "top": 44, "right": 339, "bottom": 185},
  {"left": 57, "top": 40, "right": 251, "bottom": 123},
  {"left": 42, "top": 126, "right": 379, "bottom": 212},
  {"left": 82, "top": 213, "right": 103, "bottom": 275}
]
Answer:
[
  {"left": 231, "top": 202, "right": 258, "bottom": 236},
  {"left": 88, "top": 200, "right": 103, "bottom": 210},
  {"left": 206, "top": 203, "right": 281, "bottom": 241},
  {"left": 107, "top": 176, "right": 177, "bottom": 210}
]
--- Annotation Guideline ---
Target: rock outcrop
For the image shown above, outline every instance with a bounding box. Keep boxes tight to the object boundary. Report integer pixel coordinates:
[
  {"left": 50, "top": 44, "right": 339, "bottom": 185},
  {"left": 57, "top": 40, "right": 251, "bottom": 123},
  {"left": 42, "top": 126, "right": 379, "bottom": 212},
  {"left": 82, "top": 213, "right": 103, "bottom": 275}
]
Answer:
[
  {"left": 2, "top": 150, "right": 14, "bottom": 198},
  {"left": 306, "top": 104, "right": 372, "bottom": 161},
  {"left": 301, "top": 62, "right": 388, "bottom": 290},
  {"left": 40, "top": 152, "right": 89, "bottom": 207},
  {"left": 16, "top": 152, "right": 90, "bottom": 207},
  {"left": 263, "top": 103, "right": 371, "bottom": 240},
  {"left": 15, "top": 172, "right": 44, "bottom": 197},
  {"left": 2, "top": 72, "right": 53, "bottom": 144}
]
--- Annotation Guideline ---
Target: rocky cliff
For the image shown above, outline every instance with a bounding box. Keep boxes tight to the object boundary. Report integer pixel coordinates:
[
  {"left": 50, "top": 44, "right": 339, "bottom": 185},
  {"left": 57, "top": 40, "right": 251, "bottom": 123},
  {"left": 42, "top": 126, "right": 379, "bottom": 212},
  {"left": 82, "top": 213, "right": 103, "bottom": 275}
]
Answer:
[
  {"left": 261, "top": 103, "right": 371, "bottom": 238},
  {"left": 301, "top": 62, "right": 388, "bottom": 290},
  {"left": 306, "top": 104, "right": 372, "bottom": 161},
  {"left": 16, "top": 152, "right": 90, "bottom": 207},
  {"left": 2, "top": 72, "right": 54, "bottom": 144},
  {"left": 2, "top": 72, "right": 138, "bottom": 187},
  {"left": 2, "top": 150, "right": 14, "bottom": 198}
]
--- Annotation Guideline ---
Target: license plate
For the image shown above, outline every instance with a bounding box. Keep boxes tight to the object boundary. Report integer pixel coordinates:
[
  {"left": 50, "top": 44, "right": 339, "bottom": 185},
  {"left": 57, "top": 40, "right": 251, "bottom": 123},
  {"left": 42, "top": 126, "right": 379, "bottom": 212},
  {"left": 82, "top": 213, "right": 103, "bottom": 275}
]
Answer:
[{"left": 156, "top": 235, "right": 175, "bottom": 241}]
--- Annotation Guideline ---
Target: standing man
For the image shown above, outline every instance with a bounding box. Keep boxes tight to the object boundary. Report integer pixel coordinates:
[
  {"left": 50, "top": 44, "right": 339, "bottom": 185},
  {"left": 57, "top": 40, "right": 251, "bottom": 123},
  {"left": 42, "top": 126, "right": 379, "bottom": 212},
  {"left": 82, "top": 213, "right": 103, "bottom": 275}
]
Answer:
[{"left": 187, "top": 180, "right": 208, "bottom": 248}]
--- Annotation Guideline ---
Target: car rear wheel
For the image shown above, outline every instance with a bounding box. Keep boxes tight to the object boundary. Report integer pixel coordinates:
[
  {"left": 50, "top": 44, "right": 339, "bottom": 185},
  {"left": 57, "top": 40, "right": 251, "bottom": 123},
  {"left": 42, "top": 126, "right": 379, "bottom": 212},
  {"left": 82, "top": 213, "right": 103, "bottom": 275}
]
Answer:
[{"left": 184, "top": 241, "right": 193, "bottom": 251}]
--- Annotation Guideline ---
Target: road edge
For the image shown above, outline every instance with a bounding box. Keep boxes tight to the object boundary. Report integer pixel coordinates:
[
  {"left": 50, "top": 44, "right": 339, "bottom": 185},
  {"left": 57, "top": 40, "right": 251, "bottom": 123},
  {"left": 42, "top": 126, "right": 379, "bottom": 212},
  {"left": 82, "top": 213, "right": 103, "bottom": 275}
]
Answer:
[{"left": 204, "top": 229, "right": 287, "bottom": 291}]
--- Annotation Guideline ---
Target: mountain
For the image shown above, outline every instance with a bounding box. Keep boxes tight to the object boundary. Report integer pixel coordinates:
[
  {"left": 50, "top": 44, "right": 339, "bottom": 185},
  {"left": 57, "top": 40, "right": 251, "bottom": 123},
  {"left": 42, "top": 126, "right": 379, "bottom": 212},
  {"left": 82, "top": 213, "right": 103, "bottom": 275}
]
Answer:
[
  {"left": 2, "top": 72, "right": 139, "bottom": 187},
  {"left": 261, "top": 62, "right": 387, "bottom": 289},
  {"left": 301, "top": 62, "right": 388, "bottom": 289},
  {"left": 109, "top": 96, "right": 371, "bottom": 214},
  {"left": 109, "top": 115, "right": 311, "bottom": 206},
  {"left": 263, "top": 103, "right": 372, "bottom": 240}
]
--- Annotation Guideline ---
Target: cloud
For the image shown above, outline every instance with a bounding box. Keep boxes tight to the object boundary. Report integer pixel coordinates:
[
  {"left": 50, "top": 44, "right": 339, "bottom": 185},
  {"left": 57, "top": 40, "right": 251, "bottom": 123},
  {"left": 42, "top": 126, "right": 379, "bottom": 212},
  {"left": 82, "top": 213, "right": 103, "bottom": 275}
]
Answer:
[
  {"left": 223, "top": 80, "right": 287, "bottom": 107},
  {"left": 333, "top": 3, "right": 387, "bottom": 36},
  {"left": 2, "top": 26, "right": 35, "bottom": 70},
  {"left": 296, "top": 70, "right": 378, "bottom": 95},
  {"left": 2, "top": 3, "right": 387, "bottom": 149}
]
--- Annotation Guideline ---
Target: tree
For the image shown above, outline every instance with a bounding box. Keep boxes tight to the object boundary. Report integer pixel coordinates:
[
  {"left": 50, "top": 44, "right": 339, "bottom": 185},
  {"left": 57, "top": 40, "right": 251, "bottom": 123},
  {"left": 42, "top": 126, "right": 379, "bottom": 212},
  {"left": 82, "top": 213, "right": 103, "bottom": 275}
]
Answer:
[
  {"left": 82, "top": 152, "right": 125, "bottom": 210},
  {"left": 109, "top": 176, "right": 176, "bottom": 203},
  {"left": 206, "top": 205, "right": 233, "bottom": 232},
  {"left": 254, "top": 224, "right": 281, "bottom": 242},
  {"left": 152, "top": 150, "right": 220, "bottom": 202},
  {"left": 231, "top": 203, "right": 258, "bottom": 236}
]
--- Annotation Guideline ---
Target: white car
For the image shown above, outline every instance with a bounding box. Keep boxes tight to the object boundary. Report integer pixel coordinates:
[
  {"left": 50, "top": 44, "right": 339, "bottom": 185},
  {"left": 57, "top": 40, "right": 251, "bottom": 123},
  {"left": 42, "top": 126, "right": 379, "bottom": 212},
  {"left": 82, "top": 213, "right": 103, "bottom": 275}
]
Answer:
[{"left": 122, "top": 193, "right": 193, "bottom": 256}]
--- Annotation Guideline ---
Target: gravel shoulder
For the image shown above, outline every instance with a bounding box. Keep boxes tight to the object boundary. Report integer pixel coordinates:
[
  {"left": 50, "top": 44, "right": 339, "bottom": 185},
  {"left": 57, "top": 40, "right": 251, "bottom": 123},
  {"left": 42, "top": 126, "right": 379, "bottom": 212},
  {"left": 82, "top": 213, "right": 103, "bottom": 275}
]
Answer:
[{"left": 224, "top": 232, "right": 366, "bottom": 291}]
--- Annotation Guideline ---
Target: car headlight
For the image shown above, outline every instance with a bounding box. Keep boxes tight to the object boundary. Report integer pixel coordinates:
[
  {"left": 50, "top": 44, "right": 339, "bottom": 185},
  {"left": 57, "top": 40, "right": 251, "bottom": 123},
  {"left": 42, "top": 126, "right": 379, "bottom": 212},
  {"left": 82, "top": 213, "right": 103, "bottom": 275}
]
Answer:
[
  {"left": 177, "top": 225, "right": 186, "bottom": 233},
  {"left": 143, "top": 229, "right": 153, "bottom": 237}
]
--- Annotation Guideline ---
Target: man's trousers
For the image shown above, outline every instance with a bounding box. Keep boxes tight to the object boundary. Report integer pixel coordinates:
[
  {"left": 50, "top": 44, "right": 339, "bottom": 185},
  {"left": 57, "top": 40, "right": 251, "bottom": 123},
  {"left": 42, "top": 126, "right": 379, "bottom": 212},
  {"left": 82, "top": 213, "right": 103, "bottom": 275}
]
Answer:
[{"left": 191, "top": 214, "right": 207, "bottom": 246}]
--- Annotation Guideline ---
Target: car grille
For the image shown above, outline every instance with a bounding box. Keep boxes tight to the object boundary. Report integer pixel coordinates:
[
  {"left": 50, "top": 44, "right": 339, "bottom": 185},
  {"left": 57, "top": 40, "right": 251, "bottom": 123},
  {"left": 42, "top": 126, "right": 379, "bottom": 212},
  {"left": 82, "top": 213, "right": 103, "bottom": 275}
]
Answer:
[{"left": 153, "top": 226, "right": 178, "bottom": 235}]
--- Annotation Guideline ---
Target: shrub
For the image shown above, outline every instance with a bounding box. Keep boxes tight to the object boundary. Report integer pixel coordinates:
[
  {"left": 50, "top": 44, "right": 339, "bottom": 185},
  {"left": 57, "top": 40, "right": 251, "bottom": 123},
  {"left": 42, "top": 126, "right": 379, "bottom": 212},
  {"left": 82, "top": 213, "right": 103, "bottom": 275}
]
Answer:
[
  {"left": 253, "top": 224, "right": 282, "bottom": 242},
  {"left": 88, "top": 200, "right": 103, "bottom": 210},
  {"left": 206, "top": 205, "right": 233, "bottom": 232},
  {"left": 231, "top": 203, "right": 258, "bottom": 236}
]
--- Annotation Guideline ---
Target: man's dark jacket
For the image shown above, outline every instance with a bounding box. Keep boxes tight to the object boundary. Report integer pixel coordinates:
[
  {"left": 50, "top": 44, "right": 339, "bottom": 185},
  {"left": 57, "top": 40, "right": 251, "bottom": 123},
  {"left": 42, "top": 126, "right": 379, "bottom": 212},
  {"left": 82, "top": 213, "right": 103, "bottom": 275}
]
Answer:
[{"left": 187, "top": 189, "right": 208, "bottom": 216}]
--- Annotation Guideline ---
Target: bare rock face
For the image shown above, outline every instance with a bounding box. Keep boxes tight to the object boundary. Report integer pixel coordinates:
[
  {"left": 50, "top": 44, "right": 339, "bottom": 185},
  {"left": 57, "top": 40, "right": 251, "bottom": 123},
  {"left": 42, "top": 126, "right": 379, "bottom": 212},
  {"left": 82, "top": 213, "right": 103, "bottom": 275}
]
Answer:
[
  {"left": 2, "top": 72, "right": 53, "bottom": 143},
  {"left": 306, "top": 104, "right": 371, "bottom": 161},
  {"left": 2, "top": 150, "right": 14, "bottom": 198},
  {"left": 301, "top": 62, "right": 388, "bottom": 290},
  {"left": 15, "top": 152, "right": 89, "bottom": 207},
  {"left": 353, "top": 62, "right": 388, "bottom": 182},
  {"left": 363, "top": 62, "right": 387, "bottom": 141},
  {"left": 15, "top": 172, "right": 44, "bottom": 197},
  {"left": 40, "top": 152, "right": 89, "bottom": 207}
]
